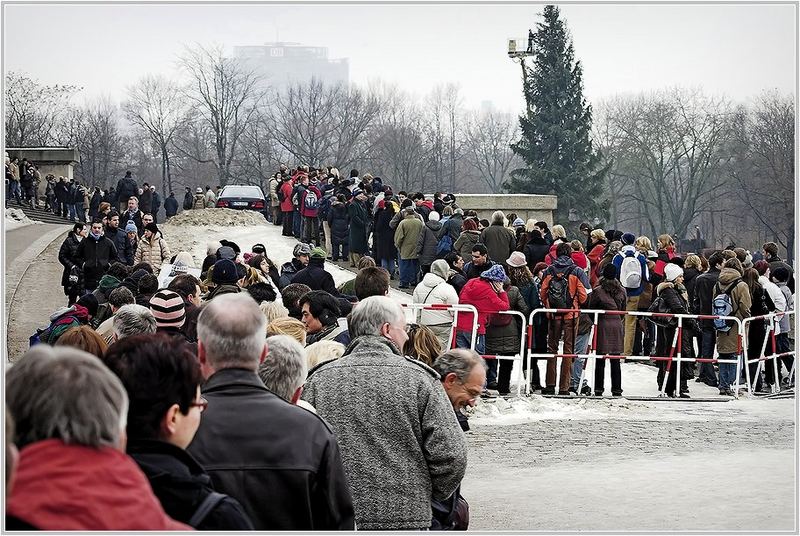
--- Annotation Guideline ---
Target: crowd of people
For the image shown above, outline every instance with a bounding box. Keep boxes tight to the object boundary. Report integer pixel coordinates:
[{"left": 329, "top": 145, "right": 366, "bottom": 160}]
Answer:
[{"left": 5, "top": 162, "right": 796, "bottom": 529}]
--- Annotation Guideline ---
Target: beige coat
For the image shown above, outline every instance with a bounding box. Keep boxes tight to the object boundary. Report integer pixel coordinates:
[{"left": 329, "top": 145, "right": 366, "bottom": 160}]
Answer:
[
  {"left": 133, "top": 232, "right": 171, "bottom": 272},
  {"left": 715, "top": 267, "right": 752, "bottom": 355}
]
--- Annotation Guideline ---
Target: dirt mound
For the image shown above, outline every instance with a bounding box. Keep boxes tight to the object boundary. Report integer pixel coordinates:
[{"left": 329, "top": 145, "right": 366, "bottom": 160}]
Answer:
[{"left": 167, "top": 207, "right": 267, "bottom": 227}]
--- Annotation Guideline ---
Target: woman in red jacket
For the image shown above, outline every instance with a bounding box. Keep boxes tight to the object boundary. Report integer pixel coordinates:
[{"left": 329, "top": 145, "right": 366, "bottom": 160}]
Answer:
[{"left": 455, "top": 264, "right": 510, "bottom": 390}]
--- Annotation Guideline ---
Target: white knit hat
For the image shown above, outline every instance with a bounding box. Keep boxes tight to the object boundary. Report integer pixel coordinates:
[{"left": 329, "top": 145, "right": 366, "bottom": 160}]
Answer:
[{"left": 664, "top": 263, "right": 684, "bottom": 282}]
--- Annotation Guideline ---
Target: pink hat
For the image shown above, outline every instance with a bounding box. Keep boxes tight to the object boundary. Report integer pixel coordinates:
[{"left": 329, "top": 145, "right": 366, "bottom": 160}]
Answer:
[
  {"left": 149, "top": 289, "right": 186, "bottom": 329},
  {"left": 506, "top": 251, "right": 527, "bottom": 268}
]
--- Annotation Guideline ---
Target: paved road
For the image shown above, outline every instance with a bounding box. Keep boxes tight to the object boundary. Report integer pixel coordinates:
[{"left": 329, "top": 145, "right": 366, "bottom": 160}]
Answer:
[{"left": 462, "top": 416, "right": 795, "bottom": 531}]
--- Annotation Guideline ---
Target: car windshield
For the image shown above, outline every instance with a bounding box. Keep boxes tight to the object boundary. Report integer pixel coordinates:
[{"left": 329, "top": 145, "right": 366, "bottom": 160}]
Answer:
[{"left": 221, "top": 185, "right": 263, "bottom": 198}]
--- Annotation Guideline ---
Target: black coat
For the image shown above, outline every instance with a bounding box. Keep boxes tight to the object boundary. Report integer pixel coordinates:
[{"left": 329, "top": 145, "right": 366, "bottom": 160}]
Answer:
[
  {"left": 183, "top": 191, "right": 194, "bottom": 210},
  {"left": 58, "top": 232, "right": 83, "bottom": 288},
  {"left": 116, "top": 176, "right": 139, "bottom": 201},
  {"left": 327, "top": 202, "right": 349, "bottom": 242},
  {"left": 139, "top": 189, "right": 153, "bottom": 213},
  {"left": 55, "top": 181, "right": 70, "bottom": 202},
  {"left": 692, "top": 268, "right": 720, "bottom": 325},
  {"left": 105, "top": 226, "right": 130, "bottom": 265},
  {"left": 187, "top": 369, "right": 355, "bottom": 530},
  {"left": 127, "top": 439, "right": 253, "bottom": 530},
  {"left": 120, "top": 209, "right": 144, "bottom": 235},
  {"left": 291, "top": 259, "right": 338, "bottom": 295},
  {"left": 89, "top": 191, "right": 102, "bottom": 212},
  {"left": 76, "top": 234, "right": 118, "bottom": 289},
  {"left": 524, "top": 240, "right": 550, "bottom": 269},
  {"left": 447, "top": 270, "right": 468, "bottom": 296},
  {"left": 278, "top": 258, "right": 305, "bottom": 289},
  {"left": 164, "top": 195, "right": 179, "bottom": 217},
  {"left": 373, "top": 207, "right": 398, "bottom": 262},
  {"left": 683, "top": 267, "right": 701, "bottom": 312},
  {"left": 654, "top": 283, "right": 696, "bottom": 380}
]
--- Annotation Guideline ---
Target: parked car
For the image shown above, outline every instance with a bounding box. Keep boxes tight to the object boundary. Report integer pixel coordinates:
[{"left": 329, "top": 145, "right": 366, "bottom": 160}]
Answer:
[{"left": 216, "top": 185, "right": 268, "bottom": 218}]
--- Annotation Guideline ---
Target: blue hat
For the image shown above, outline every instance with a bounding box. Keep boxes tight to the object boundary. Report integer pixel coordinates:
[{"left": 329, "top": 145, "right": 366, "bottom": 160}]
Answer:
[
  {"left": 480, "top": 264, "right": 507, "bottom": 282},
  {"left": 124, "top": 221, "right": 137, "bottom": 233},
  {"left": 212, "top": 259, "right": 239, "bottom": 285},
  {"left": 352, "top": 188, "right": 363, "bottom": 197},
  {"left": 621, "top": 232, "right": 636, "bottom": 246}
]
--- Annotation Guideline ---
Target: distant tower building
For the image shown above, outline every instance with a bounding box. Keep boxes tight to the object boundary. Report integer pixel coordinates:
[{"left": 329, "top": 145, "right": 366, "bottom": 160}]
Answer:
[{"left": 233, "top": 42, "right": 349, "bottom": 93}]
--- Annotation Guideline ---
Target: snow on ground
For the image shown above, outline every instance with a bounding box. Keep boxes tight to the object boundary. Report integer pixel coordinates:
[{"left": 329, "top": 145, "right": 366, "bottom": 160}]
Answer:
[
  {"left": 161, "top": 210, "right": 795, "bottom": 426},
  {"left": 5, "top": 208, "right": 42, "bottom": 231}
]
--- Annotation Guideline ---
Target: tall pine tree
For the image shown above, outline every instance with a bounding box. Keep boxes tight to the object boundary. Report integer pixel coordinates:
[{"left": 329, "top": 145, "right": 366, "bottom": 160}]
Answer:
[{"left": 507, "top": 5, "right": 609, "bottom": 228}]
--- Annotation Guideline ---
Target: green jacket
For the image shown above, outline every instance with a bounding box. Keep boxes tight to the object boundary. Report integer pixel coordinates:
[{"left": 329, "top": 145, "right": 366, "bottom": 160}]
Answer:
[{"left": 394, "top": 217, "right": 424, "bottom": 260}]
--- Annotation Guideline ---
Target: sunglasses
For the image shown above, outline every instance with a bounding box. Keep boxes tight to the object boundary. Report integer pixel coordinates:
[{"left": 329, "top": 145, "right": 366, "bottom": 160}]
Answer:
[{"left": 191, "top": 396, "right": 209, "bottom": 413}]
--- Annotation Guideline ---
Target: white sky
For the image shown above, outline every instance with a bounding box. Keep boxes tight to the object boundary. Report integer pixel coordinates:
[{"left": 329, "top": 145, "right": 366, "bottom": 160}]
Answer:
[{"left": 3, "top": 2, "right": 797, "bottom": 112}]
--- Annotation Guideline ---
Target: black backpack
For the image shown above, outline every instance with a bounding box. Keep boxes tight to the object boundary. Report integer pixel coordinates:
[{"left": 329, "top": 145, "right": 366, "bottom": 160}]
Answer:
[{"left": 547, "top": 267, "right": 574, "bottom": 309}]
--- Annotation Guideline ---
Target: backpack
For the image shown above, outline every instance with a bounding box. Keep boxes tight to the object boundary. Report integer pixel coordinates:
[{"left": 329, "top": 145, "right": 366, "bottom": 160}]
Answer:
[
  {"left": 546, "top": 268, "right": 574, "bottom": 310},
  {"left": 436, "top": 234, "right": 454, "bottom": 257},
  {"left": 619, "top": 250, "right": 642, "bottom": 289},
  {"left": 712, "top": 278, "right": 742, "bottom": 332},
  {"left": 647, "top": 295, "right": 676, "bottom": 328},
  {"left": 188, "top": 492, "right": 227, "bottom": 528},
  {"left": 303, "top": 189, "right": 319, "bottom": 211},
  {"left": 318, "top": 193, "right": 333, "bottom": 220}
]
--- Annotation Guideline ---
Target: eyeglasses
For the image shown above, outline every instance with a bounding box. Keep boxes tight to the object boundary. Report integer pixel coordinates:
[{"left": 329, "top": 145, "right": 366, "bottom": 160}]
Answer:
[{"left": 191, "top": 396, "right": 208, "bottom": 413}]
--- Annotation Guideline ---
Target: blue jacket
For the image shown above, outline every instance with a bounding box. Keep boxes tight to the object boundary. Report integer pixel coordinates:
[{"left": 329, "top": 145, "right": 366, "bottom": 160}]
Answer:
[{"left": 612, "top": 246, "right": 648, "bottom": 297}]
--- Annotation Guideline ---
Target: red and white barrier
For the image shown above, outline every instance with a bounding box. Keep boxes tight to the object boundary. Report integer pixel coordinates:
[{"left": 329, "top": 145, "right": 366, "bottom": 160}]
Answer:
[
  {"left": 742, "top": 310, "right": 796, "bottom": 395},
  {"left": 398, "top": 303, "right": 479, "bottom": 351},
  {"left": 527, "top": 308, "right": 745, "bottom": 398}
]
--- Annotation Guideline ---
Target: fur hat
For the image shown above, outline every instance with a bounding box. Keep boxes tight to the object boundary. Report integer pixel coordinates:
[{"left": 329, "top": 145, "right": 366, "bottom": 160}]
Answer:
[
  {"left": 480, "top": 264, "right": 507, "bottom": 282},
  {"left": 506, "top": 251, "right": 527, "bottom": 268},
  {"left": 212, "top": 259, "right": 240, "bottom": 285},
  {"left": 149, "top": 289, "right": 186, "bottom": 329},
  {"left": 664, "top": 263, "right": 684, "bottom": 282}
]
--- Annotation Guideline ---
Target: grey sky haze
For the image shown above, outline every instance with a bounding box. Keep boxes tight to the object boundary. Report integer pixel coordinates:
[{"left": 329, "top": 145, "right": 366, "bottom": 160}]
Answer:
[{"left": 3, "top": 2, "right": 796, "bottom": 112}]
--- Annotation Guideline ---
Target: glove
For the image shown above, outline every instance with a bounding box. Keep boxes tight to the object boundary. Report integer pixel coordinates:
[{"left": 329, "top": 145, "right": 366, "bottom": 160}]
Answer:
[{"left": 68, "top": 273, "right": 79, "bottom": 285}]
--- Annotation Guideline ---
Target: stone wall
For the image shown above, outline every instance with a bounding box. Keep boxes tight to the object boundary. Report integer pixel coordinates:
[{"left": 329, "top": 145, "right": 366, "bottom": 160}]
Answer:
[{"left": 452, "top": 194, "right": 558, "bottom": 225}]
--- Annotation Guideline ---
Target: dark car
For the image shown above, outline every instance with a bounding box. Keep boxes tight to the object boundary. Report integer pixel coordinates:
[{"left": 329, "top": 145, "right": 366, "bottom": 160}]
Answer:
[{"left": 216, "top": 185, "right": 268, "bottom": 218}]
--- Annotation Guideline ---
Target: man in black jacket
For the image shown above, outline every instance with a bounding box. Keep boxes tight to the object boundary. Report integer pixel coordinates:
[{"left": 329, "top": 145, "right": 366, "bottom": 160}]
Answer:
[
  {"left": 104, "top": 212, "right": 131, "bottom": 265},
  {"left": 164, "top": 191, "right": 179, "bottom": 219},
  {"left": 103, "top": 334, "right": 254, "bottom": 530},
  {"left": 120, "top": 196, "right": 144, "bottom": 235},
  {"left": 76, "top": 220, "right": 118, "bottom": 292},
  {"left": 116, "top": 171, "right": 138, "bottom": 213},
  {"left": 692, "top": 250, "right": 724, "bottom": 387},
  {"left": 188, "top": 293, "right": 355, "bottom": 530}
]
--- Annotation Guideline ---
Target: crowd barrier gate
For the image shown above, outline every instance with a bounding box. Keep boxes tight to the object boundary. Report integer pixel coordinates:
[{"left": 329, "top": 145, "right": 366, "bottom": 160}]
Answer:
[{"left": 742, "top": 310, "right": 796, "bottom": 395}]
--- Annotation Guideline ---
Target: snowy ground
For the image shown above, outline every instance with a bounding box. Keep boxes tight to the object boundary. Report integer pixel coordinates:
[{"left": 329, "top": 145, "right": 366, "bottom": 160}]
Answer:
[{"left": 5, "top": 208, "right": 41, "bottom": 231}]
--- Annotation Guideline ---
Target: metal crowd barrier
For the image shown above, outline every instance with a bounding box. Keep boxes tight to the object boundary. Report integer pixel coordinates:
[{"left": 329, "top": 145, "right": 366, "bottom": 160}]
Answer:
[{"left": 742, "top": 310, "right": 796, "bottom": 395}]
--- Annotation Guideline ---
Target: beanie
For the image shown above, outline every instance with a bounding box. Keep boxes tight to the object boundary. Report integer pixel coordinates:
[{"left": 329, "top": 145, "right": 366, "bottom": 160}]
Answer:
[
  {"left": 621, "top": 232, "right": 636, "bottom": 246},
  {"left": 310, "top": 247, "right": 327, "bottom": 259},
  {"left": 76, "top": 293, "right": 99, "bottom": 318},
  {"left": 196, "top": 187, "right": 203, "bottom": 193},
  {"left": 293, "top": 243, "right": 312, "bottom": 258},
  {"left": 216, "top": 246, "right": 236, "bottom": 261},
  {"left": 145, "top": 222, "right": 159, "bottom": 235},
  {"left": 124, "top": 221, "right": 137, "bottom": 233},
  {"left": 429, "top": 211, "right": 440, "bottom": 222},
  {"left": 480, "top": 264, "right": 507, "bottom": 283},
  {"left": 602, "top": 263, "right": 617, "bottom": 280},
  {"left": 149, "top": 289, "right": 186, "bottom": 329},
  {"left": 212, "top": 259, "right": 240, "bottom": 285},
  {"left": 664, "top": 263, "right": 684, "bottom": 282}
]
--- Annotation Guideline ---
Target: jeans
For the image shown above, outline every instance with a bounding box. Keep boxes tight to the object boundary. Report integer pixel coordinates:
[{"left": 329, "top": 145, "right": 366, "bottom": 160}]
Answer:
[
  {"left": 75, "top": 202, "right": 85, "bottom": 221},
  {"left": 570, "top": 331, "right": 591, "bottom": 392},
  {"left": 381, "top": 258, "right": 396, "bottom": 277},
  {"left": 67, "top": 203, "right": 77, "bottom": 221},
  {"left": 698, "top": 325, "right": 718, "bottom": 384},
  {"left": 457, "top": 331, "right": 492, "bottom": 384},
  {"left": 9, "top": 180, "right": 21, "bottom": 204},
  {"left": 398, "top": 258, "right": 419, "bottom": 287},
  {"left": 718, "top": 352, "right": 740, "bottom": 390},
  {"left": 292, "top": 209, "right": 302, "bottom": 238}
]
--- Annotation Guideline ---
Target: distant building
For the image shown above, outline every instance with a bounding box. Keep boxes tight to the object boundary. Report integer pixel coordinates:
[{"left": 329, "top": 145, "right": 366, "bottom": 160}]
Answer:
[{"left": 233, "top": 42, "right": 349, "bottom": 93}]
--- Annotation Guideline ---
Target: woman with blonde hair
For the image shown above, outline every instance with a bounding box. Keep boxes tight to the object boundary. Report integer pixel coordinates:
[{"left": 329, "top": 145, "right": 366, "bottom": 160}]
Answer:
[
  {"left": 266, "top": 316, "right": 307, "bottom": 346},
  {"left": 545, "top": 225, "right": 568, "bottom": 265},
  {"left": 634, "top": 235, "right": 652, "bottom": 255},
  {"left": 404, "top": 323, "right": 443, "bottom": 366},
  {"left": 306, "top": 340, "right": 346, "bottom": 370},
  {"left": 259, "top": 300, "right": 289, "bottom": 323}
]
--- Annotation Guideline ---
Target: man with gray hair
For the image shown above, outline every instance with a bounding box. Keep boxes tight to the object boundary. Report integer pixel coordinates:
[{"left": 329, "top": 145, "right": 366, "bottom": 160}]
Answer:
[
  {"left": 258, "top": 334, "right": 308, "bottom": 404},
  {"left": 111, "top": 303, "right": 156, "bottom": 342},
  {"left": 187, "top": 293, "right": 354, "bottom": 530},
  {"left": 5, "top": 346, "right": 187, "bottom": 530},
  {"left": 302, "top": 295, "right": 468, "bottom": 531},
  {"left": 429, "top": 348, "right": 486, "bottom": 530},
  {"left": 479, "top": 209, "right": 515, "bottom": 269}
]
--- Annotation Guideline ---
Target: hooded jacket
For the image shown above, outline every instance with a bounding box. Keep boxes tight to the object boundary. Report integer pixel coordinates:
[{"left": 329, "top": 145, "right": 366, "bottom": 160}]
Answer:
[
  {"left": 539, "top": 255, "right": 589, "bottom": 320},
  {"left": 437, "top": 214, "right": 463, "bottom": 242},
  {"left": 192, "top": 192, "right": 206, "bottom": 210},
  {"left": 105, "top": 225, "right": 131, "bottom": 265},
  {"left": 164, "top": 195, "right": 178, "bottom": 217},
  {"left": 395, "top": 215, "right": 424, "bottom": 260},
  {"left": 58, "top": 231, "right": 83, "bottom": 288},
  {"left": 134, "top": 231, "right": 171, "bottom": 272},
  {"left": 326, "top": 200, "right": 350, "bottom": 242},
  {"left": 611, "top": 246, "right": 649, "bottom": 297},
  {"left": 292, "top": 257, "right": 338, "bottom": 296},
  {"left": 302, "top": 335, "right": 467, "bottom": 531},
  {"left": 412, "top": 265, "right": 459, "bottom": 327},
  {"left": 187, "top": 368, "right": 355, "bottom": 530},
  {"left": 453, "top": 229, "right": 482, "bottom": 261},
  {"left": 715, "top": 267, "right": 752, "bottom": 354},
  {"left": 7, "top": 439, "right": 188, "bottom": 531},
  {"left": 456, "top": 277, "right": 510, "bottom": 335},
  {"left": 373, "top": 205, "right": 399, "bottom": 262},
  {"left": 77, "top": 232, "right": 118, "bottom": 289},
  {"left": 417, "top": 219, "right": 443, "bottom": 266},
  {"left": 128, "top": 439, "right": 253, "bottom": 530}
]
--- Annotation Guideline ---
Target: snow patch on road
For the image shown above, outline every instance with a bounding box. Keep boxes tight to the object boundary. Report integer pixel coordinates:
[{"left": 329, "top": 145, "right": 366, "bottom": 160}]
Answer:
[{"left": 5, "top": 208, "right": 42, "bottom": 231}]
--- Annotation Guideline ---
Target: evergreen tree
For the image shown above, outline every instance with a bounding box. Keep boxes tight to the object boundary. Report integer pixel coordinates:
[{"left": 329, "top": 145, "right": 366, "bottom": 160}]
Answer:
[{"left": 506, "top": 5, "right": 609, "bottom": 228}]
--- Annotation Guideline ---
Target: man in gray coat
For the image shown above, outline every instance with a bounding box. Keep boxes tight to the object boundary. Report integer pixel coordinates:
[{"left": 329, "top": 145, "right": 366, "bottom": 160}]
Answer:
[
  {"left": 302, "top": 296, "right": 467, "bottom": 531},
  {"left": 480, "top": 210, "right": 516, "bottom": 269}
]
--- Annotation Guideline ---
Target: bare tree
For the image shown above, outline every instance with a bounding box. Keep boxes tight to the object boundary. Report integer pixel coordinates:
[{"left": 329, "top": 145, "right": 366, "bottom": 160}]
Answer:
[
  {"left": 462, "top": 109, "right": 520, "bottom": 193},
  {"left": 67, "top": 98, "right": 129, "bottom": 188},
  {"left": 606, "top": 88, "right": 735, "bottom": 240},
  {"left": 729, "top": 91, "right": 795, "bottom": 261},
  {"left": 5, "top": 71, "right": 80, "bottom": 146},
  {"left": 235, "top": 109, "right": 281, "bottom": 191},
  {"left": 179, "top": 44, "right": 265, "bottom": 186},
  {"left": 124, "top": 75, "right": 186, "bottom": 199}
]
